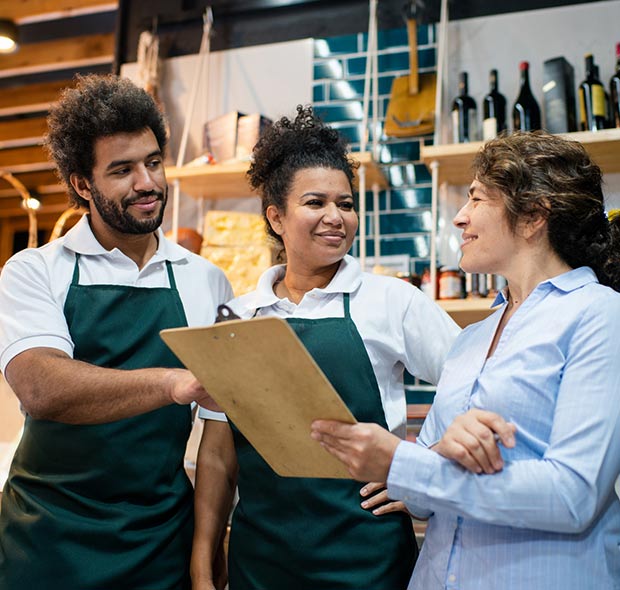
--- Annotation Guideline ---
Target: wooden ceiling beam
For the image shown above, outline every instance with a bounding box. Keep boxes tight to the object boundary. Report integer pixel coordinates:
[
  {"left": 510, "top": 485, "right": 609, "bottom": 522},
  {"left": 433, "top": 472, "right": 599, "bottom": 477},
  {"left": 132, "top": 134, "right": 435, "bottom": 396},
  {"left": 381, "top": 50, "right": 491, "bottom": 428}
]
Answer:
[
  {"left": 0, "top": 33, "right": 115, "bottom": 79},
  {"left": 6, "top": 1, "right": 118, "bottom": 23},
  {"left": 0, "top": 145, "right": 50, "bottom": 168},
  {"left": 0, "top": 117, "right": 48, "bottom": 147},
  {"left": 0, "top": 169, "right": 60, "bottom": 190},
  {"left": 0, "top": 79, "right": 75, "bottom": 116}
]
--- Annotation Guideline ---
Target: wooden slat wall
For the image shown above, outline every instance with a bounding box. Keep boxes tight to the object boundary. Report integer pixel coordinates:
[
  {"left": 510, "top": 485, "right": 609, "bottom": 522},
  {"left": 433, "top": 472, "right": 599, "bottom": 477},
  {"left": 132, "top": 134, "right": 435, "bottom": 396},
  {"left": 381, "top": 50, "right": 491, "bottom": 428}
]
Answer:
[
  {"left": 0, "top": 33, "right": 115, "bottom": 79},
  {"left": 5, "top": 1, "right": 117, "bottom": 21},
  {"left": 0, "top": 1, "right": 118, "bottom": 264}
]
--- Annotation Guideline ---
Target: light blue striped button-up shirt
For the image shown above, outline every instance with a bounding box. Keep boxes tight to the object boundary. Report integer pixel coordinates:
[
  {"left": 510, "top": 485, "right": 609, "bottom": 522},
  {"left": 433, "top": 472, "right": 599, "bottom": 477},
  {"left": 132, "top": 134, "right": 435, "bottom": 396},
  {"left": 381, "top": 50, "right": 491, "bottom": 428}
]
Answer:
[{"left": 388, "top": 267, "right": 620, "bottom": 590}]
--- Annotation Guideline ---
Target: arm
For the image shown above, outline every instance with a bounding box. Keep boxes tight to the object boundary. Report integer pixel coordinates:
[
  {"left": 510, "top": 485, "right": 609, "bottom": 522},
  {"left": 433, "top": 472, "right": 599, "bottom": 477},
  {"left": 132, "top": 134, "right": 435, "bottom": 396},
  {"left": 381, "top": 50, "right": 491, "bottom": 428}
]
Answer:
[
  {"left": 191, "top": 420, "right": 238, "bottom": 590},
  {"left": 313, "top": 409, "right": 516, "bottom": 480},
  {"left": 386, "top": 301, "right": 620, "bottom": 534},
  {"left": 4, "top": 347, "right": 221, "bottom": 424},
  {"left": 401, "top": 287, "right": 461, "bottom": 385}
]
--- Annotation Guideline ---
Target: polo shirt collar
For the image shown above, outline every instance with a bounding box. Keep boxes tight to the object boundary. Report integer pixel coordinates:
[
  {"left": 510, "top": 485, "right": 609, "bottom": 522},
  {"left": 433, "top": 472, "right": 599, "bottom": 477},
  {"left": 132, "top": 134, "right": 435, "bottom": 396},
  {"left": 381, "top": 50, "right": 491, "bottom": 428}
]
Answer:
[
  {"left": 62, "top": 213, "right": 190, "bottom": 263},
  {"left": 245, "top": 254, "right": 363, "bottom": 309}
]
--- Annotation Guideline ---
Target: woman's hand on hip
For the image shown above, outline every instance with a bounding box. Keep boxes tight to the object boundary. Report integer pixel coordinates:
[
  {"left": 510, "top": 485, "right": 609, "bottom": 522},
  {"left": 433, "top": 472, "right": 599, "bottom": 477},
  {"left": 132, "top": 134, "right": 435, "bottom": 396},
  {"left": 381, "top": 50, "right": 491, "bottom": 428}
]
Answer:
[{"left": 360, "top": 481, "right": 409, "bottom": 516}]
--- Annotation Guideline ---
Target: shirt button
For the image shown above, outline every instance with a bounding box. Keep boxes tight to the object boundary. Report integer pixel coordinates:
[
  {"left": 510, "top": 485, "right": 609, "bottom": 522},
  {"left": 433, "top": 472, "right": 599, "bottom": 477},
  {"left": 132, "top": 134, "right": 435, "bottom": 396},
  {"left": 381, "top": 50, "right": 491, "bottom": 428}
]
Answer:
[{"left": 448, "top": 574, "right": 456, "bottom": 583}]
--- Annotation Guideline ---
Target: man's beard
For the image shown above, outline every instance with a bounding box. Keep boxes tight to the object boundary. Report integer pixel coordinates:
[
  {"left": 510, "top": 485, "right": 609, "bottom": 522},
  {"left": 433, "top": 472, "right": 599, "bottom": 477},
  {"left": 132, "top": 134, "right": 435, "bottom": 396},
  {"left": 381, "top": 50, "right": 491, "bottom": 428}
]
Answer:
[{"left": 90, "top": 183, "right": 167, "bottom": 235}]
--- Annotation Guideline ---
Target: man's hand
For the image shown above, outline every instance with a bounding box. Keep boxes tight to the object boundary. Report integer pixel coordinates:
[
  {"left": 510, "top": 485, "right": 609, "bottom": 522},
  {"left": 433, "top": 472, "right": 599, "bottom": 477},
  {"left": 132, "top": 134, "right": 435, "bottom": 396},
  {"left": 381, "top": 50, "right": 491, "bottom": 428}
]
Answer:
[
  {"left": 432, "top": 409, "right": 516, "bottom": 474},
  {"left": 165, "top": 369, "right": 222, "bottom": 412},
  {"left": 310, "top": 421, "right": 400, "bottom": 482}
]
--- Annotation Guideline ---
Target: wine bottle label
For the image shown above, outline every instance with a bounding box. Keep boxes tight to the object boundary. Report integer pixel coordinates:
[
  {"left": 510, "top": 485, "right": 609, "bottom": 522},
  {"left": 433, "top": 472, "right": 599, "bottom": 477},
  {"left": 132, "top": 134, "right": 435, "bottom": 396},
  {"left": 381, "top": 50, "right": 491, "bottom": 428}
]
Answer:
[
  {"left": 592, "top": 86, "right": 606, "bottom": 117},
  {"left": 579, "top": 89, "right": 586, "bottom": 125},
  {"left": 482, "top": 117, "right": 497, "bottom": 141}
]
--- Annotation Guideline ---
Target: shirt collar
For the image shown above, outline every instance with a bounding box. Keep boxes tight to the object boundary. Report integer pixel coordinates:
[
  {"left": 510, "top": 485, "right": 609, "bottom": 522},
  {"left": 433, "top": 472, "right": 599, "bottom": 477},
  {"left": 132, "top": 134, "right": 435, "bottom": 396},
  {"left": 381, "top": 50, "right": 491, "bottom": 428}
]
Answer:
[
  {"left": 62, "top": 213, "right": 190, "bottom": 263},
  {"left": 492, "top": 266, "right": 598, "bottom": 307},
  {"left": 244, "top": 254, "right": 363, "bottom": 309}
]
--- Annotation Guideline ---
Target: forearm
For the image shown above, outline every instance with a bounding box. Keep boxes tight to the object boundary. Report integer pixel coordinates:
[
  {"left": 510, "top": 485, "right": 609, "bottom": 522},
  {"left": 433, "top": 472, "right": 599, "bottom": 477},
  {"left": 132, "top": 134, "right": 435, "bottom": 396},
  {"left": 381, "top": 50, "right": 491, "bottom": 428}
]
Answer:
[
  {"left": 388, "top": 441, "right": 605, "bottom": 534},
  {"left": 5, "top": 347, "right": 182, "bottom": 424},
  {"left": 191, "top": 421, "right": 238, "bottom": 587}
]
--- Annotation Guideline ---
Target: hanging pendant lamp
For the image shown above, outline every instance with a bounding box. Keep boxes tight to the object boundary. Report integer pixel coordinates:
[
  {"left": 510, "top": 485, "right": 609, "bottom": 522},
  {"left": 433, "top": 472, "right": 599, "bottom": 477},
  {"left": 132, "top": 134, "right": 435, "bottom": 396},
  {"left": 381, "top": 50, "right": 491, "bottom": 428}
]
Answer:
[{"left": 0, "top": 19, "right": 18, "bottom": 54}]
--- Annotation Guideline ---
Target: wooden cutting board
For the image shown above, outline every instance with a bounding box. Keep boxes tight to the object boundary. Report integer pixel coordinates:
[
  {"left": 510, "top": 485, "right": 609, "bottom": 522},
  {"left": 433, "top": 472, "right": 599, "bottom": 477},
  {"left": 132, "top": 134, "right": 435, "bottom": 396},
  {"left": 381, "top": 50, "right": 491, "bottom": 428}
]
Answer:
[
  {"left": 384, "top": 16, "right": 436, "bottom": 137},
  {"left": 160, "top": 317, "right": 357, "bottom": 478}
]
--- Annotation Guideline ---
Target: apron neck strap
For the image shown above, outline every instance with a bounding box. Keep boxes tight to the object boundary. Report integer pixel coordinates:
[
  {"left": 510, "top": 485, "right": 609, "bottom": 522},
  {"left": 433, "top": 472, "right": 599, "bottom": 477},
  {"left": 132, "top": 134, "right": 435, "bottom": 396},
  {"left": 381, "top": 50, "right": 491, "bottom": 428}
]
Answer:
[
  {"left": 71, "top": 253, "right": 81, "bottom": 285},
  {"left": 165, "top": 260, "right": 177, "bottom": 290},
  {"left": 71, "top": 254, "right": 177, "bottom": 290},
  {"left": 342, "top": 292, "right": 351, "bottom": 318}
]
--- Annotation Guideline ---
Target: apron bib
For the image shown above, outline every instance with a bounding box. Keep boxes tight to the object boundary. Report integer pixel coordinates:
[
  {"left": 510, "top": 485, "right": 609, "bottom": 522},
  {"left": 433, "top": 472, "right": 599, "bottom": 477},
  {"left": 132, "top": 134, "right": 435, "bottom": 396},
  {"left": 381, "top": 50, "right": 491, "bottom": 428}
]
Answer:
[
  {"left": 228, "top": 293, "right": 417, "bottom": 590},
  {"left": 0, "top": 255, "right": 193, "bottom": 590}
]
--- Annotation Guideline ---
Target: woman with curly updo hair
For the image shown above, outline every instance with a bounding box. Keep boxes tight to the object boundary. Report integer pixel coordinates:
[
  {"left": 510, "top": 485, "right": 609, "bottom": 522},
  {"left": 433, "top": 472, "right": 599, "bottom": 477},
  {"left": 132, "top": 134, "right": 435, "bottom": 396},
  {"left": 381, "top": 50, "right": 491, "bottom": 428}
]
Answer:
[
  {"left": 192, "top": 105, "right": 461, "bottom": 590},
  {"left": 312, "top": 131, "right": 620, "bottom": 590}
]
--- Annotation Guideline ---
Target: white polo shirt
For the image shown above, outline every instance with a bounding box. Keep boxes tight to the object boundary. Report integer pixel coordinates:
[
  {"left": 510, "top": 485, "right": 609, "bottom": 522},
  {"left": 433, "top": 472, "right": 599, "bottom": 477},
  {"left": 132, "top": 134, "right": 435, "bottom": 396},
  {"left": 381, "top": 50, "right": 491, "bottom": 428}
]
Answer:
[
  {"left": 199, "top": 255, "right": 460, "bottom": 437},
  {"left": 0, "top": 214, "right": 233, "bottom": 373}
]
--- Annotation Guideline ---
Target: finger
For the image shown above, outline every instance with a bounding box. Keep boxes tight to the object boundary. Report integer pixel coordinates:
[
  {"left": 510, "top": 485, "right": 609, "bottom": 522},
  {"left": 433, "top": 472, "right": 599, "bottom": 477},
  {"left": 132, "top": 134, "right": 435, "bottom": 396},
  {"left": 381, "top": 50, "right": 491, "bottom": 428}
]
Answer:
[
  {"left": 464, "top": 422, "right": 505, "bottom": 472},
  {"left": 361, "top": 489, "right": 388, "bottom": 510},
  {"left": 371, "top": 501, "right": 408, "bottom": 516},
  {"left": 311, "top": 420, "right": 353, "bottom": 438},
  {"left": 360, "top": 481, "right": 385, "bottom": 497},
  {"left": 472, "top": 410, "right": 517, "bottom": 448},
  {"left": 435, "top": 438, "right": 483, "bottom": 474},
  {"left": 452, "top": 427, "right": 498, "bottom": 473},
  {"left": 311, "top": 430, "right": 353, "bottom": 454}
]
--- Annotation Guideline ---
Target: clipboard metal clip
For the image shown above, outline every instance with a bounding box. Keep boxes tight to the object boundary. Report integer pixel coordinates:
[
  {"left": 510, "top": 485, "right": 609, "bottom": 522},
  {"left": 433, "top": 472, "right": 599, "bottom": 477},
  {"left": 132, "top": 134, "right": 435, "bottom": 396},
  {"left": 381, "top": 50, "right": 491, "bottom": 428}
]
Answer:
[{"left": 216, "top": 304, "right": 241, "bottom": 323}]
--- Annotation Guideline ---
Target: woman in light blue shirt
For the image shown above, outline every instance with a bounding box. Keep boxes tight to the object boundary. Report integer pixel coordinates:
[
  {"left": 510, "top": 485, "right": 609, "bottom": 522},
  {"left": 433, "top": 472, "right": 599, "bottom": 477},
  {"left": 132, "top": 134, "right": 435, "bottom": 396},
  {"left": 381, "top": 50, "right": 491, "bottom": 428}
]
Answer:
[{"left": 312, "top": 131, "right": 620, "bottom": 590}]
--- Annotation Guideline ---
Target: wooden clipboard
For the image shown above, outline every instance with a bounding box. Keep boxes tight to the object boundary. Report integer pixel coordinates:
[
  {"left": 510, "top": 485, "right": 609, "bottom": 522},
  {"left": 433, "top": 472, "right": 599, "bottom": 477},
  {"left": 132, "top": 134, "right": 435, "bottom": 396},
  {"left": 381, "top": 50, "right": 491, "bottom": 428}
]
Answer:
[{"left": 160, "top": 317, "right": 356, "bottom": 478}]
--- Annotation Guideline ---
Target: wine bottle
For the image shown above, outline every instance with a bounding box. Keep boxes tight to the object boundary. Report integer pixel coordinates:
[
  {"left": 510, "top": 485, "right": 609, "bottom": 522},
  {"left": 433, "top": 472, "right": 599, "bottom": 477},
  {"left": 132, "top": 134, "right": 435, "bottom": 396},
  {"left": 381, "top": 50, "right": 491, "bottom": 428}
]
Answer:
[
  {"left": 610, "top": 44, "right": 620, "bottom": 128},
  {"left": 595, "top": 65, "right": 612, "bottom": 128},
  {"left": 578, "top": 54, "right": 607, "bottom": 131},
  {"left": 512, "top": 61, "right": 541, "bottom": 132},
  {"left": 482, "top": 69, "right": 507, "bottom": 140},
  {"left": 451, "top": 72, "right": 478, "bottom": 143}
]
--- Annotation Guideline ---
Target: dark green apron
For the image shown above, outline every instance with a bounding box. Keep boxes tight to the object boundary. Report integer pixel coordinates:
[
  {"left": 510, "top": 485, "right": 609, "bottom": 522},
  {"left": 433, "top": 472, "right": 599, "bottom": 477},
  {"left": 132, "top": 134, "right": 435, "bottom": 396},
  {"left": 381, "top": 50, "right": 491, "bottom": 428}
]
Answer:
[
  {"left": 0, "top": 254, "right": 193, "bottom": 590},
  {"left": 228, "top": 293, "right": 417, "bottom": 590}
]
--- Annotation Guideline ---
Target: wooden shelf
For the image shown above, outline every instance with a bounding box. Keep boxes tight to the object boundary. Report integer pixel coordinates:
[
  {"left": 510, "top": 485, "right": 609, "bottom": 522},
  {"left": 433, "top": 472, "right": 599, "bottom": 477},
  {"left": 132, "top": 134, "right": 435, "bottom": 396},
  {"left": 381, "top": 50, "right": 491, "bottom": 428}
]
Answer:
[
  {"left": 438, "top": 297, "right": 500, "bottom": 328},
  {"left": 165, "top": 151, "right": 387, "bottom": 200},
  {"left": 421, "top": 128, "right": 620, "bottom": 185}
]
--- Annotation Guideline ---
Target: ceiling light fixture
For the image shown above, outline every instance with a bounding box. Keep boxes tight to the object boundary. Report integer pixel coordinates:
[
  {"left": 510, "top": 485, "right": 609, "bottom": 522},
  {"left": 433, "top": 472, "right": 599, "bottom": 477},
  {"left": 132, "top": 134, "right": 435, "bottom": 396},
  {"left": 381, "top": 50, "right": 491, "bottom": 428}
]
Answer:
[{"left": 0, "top": 19, "right": 18, "bottom": 54}]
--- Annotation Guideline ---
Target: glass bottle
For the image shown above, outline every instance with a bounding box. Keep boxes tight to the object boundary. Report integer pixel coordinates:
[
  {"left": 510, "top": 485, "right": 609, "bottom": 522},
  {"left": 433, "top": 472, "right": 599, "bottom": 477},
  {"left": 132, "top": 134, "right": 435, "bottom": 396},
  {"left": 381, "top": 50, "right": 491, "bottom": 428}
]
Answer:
[{"left": 513, "top": 61, "right": 541, "bottom": 131}]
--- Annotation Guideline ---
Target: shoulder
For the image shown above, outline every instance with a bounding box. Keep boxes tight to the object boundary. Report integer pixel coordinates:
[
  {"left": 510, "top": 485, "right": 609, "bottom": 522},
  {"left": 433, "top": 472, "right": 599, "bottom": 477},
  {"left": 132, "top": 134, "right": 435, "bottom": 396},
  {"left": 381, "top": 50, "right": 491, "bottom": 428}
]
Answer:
[
  {"left": 571, "top": 281, "right": 620, "bottom": 327},
  {"left": 356, "top": 271, "right": 444, "bottom": 314},
  {"left": 2, "top": 237, "right": 73, "bottom": 280}
]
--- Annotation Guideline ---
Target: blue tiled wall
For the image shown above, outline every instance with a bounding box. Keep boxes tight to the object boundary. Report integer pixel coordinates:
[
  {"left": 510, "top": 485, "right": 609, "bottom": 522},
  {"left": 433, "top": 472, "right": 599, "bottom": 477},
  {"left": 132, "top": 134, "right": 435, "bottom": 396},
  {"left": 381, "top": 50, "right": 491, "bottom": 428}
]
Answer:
[{"left": 312, "top": 25, "right": 438, "bottom": 404}]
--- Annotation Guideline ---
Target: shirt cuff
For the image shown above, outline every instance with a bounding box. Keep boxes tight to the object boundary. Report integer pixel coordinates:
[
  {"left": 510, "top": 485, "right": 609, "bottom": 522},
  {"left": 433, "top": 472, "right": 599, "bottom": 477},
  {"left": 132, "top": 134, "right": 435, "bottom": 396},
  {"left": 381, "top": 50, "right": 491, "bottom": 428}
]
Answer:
[
  {"left": 387, "top": 439, "right": 436, "bottom": 520},
  {"left": 197, "top": 405, "right": 227, "bottom": 422},
  {"left": 1, "top": 335, "right": 74, "bottom": 374}
]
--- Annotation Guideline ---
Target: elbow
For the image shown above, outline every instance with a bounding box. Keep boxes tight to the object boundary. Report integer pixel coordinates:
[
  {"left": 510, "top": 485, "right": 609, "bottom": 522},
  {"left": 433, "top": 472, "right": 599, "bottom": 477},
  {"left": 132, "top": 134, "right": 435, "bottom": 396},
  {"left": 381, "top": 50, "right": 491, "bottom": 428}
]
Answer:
[
  {"left": 5, "top": 373, "right": 59, "bottom": 422},
  {"left": 563, "top": 506, "right": 598, "bottom": 534},
  {"left": 550, "top": 484, "right": 599, "bottom": 534},
  {"left": 14, "top": 389, "right": 50, "bottom": 421}
]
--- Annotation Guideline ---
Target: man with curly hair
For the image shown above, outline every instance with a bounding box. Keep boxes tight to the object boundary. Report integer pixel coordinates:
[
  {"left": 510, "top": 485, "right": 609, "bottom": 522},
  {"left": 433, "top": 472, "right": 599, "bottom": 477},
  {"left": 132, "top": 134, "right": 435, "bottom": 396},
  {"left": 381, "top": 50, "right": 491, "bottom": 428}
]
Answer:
[{"left": 0, "top": 74, "right": 232, "bottom": 590}]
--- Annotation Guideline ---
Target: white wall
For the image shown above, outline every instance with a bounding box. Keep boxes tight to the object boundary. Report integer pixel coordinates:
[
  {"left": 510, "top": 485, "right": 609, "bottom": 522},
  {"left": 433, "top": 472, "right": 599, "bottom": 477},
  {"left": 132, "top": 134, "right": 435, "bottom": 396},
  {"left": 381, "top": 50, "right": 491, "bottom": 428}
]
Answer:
[
  {"left": 437, "top": 0, "right": 620, "bottom": 267},
  {"left": 439, "top": 0, "right": 620, "bottom": 140},
  {"left": 122, "top": 39, "right": 314, "bottom": 229}
]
